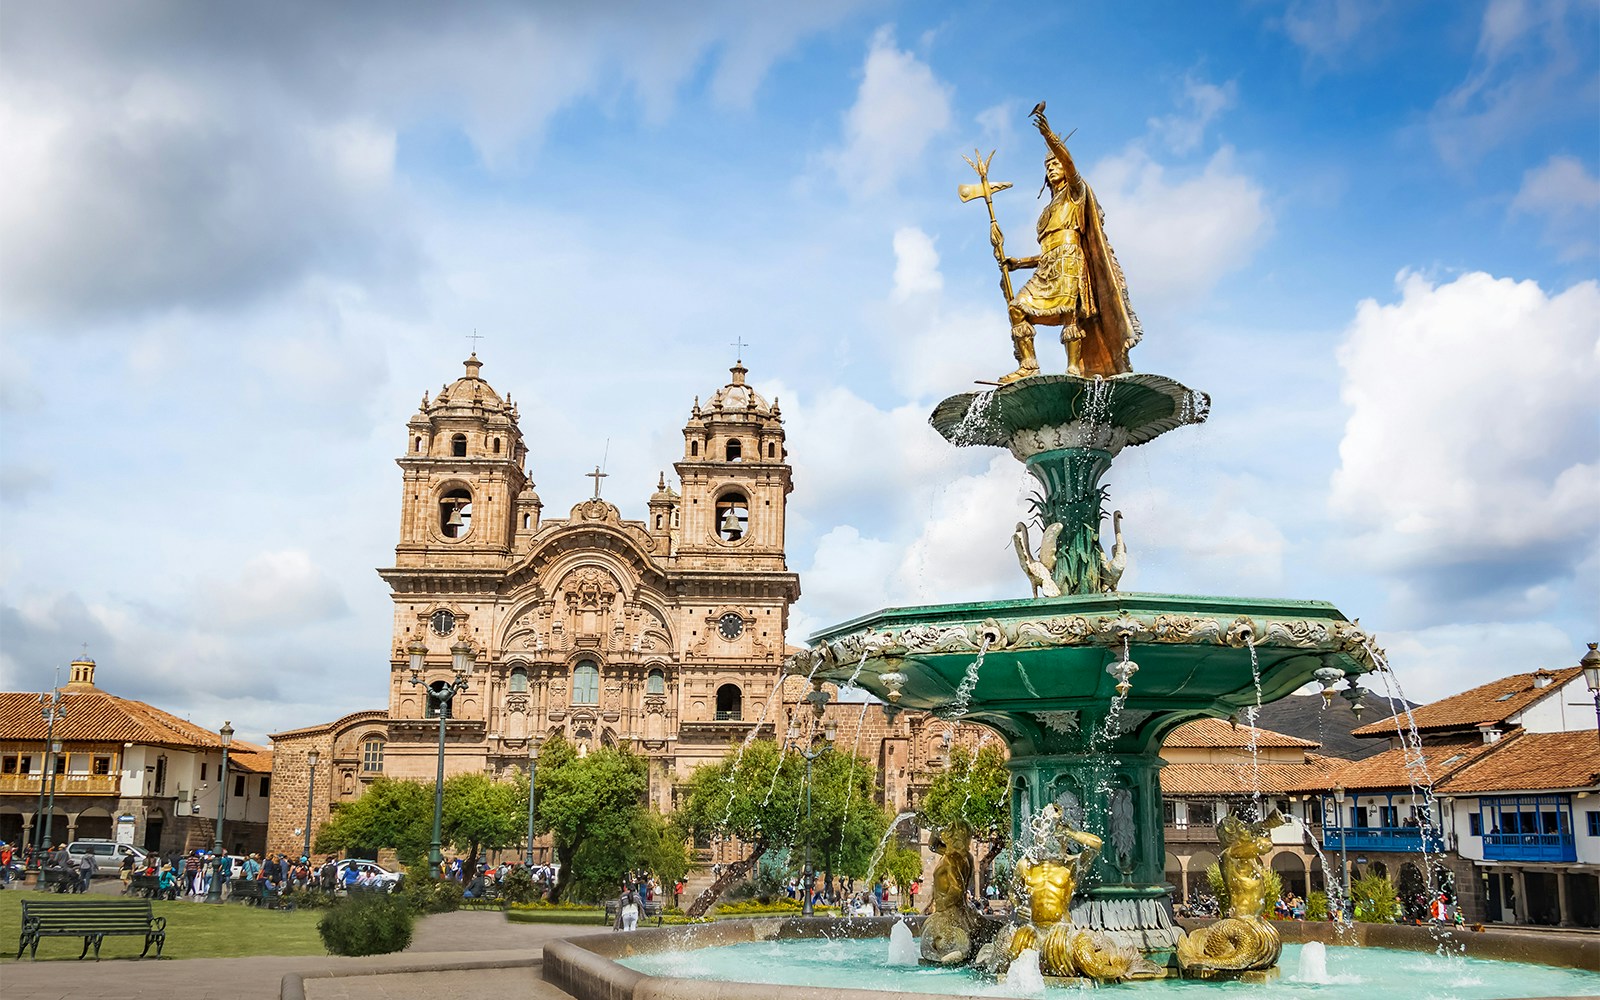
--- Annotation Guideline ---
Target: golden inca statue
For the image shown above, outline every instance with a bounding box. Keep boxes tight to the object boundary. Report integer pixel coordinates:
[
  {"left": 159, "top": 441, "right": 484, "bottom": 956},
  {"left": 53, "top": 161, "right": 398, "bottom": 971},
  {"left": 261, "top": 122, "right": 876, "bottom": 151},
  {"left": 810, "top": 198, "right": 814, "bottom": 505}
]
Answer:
[
  {"left": 962, "top": 102, "right": 1142, "bottom": 385},
  {"left": 982, "top": 805, "right": 1136, "bottom": 982},
  {"left": 1176, "top": 809, "right": 1287, "bottom": 977},
  {"left": 919, "top": 824, "right": 983, "bottom": 965}
]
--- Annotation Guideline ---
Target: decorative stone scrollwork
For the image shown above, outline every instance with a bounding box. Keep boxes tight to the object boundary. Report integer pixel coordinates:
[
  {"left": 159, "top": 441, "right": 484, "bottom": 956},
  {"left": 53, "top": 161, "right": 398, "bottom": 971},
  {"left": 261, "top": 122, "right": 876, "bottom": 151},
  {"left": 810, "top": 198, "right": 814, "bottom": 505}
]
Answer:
[
  {"left": 1151, "top": 614, "right": 1223, "bottom": 644},
  {"left": 1033, "top": 711, "right": 1080, "bottom": 737}
]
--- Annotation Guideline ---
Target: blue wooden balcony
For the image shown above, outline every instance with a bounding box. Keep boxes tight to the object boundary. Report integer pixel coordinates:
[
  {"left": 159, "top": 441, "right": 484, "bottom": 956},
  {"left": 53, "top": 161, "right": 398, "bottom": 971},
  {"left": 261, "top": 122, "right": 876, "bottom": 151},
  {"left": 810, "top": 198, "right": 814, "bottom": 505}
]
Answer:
[
  {"left": 1323, "top": 825, "right": 1444, "bottom": 853},
  {"left": 1482, "top": 832, "right": 1576, "bottom": 863}
]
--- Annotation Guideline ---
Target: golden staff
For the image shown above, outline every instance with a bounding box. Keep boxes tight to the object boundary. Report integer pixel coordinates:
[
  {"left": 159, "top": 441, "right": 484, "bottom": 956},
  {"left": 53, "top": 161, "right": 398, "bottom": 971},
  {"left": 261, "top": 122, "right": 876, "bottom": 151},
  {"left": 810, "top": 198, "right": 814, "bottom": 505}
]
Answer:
[{"left": 960, "top": 149, "right": 1015, "bottom": 304}]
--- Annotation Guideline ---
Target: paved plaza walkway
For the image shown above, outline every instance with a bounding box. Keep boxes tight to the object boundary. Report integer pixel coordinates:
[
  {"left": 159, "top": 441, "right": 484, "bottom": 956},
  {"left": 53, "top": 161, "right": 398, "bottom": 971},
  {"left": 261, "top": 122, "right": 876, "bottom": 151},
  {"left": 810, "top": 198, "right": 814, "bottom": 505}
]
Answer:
[{"left": 2, "top": 908, "right": 590, "bottom": 1000}]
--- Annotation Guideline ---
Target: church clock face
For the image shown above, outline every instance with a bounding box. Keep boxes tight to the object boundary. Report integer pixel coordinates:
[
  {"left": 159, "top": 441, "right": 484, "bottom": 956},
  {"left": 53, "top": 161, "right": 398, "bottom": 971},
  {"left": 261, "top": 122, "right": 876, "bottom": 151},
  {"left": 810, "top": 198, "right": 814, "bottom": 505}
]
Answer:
[
  {"left": 717, "top": 612, "right": 744, "bottom": 641},
  {"left": 430, "top": 609, "right": 456, "bottom": 636}
]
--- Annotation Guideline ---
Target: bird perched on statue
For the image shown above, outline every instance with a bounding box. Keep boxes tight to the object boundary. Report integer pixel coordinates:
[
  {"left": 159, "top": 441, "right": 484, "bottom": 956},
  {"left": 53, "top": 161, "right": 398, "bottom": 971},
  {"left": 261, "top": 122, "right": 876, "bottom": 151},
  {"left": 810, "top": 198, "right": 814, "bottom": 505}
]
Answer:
[
  {"left": 1013, "top": 521, "right": 1064, "bottom": 598},
  {"left": 1098, "top": 510, "right": 1126, "bottom": 592}
]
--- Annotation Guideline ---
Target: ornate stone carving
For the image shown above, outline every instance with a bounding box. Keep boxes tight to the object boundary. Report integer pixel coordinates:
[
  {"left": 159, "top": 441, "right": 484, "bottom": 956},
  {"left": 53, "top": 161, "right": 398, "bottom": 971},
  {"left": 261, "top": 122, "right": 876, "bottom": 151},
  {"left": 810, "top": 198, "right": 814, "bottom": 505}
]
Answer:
[{"left": 1033, "top": 711, "right": 1080, "bottom": 737}]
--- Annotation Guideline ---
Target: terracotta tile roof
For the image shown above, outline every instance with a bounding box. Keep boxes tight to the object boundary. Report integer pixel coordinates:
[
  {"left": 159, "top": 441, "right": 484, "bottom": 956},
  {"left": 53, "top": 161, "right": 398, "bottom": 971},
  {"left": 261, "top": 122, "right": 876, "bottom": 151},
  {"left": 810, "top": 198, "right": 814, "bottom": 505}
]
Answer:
[
  {"left": 1161, "top": 753, "right": 1346, "bottom": 796},
  {"left": 1290, "top": 735, "right": 1498, "bottom": 793},
  {"left": 1435, "top": 731, "right": 1600, "bottom": 794},
  {"left": 0, "top": 689, "right": 239, "bottom": 751},
  {"left": 227, "top": 749, "right": 274, "bottom": 774},
  {"left": 1163, "top": 718, "right": 1319, "bottom": 749},
  {"left": 1350, "top": 667, "right": 1584, "bottom": 737}
]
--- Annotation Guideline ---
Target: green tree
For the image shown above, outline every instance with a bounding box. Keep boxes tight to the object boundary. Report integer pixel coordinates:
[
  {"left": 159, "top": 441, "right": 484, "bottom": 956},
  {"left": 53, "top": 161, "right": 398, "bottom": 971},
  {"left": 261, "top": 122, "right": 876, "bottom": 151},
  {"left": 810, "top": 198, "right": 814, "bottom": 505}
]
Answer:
[
  {"left": 872, "top": 839, "right": 924, "bottom": 908},
  {"left": 673, "top": 737, "right": 890, "bottom": 916},
  {"left": 314, "top": 772, "right": 535, "bottom": 873},
  {"left": 442, "top": 771, "right": 527, "bottom": 870},
  {"left": 1350, "top": 872, "right": 1401, "bottom": 923},
  {"left": 315, "top": 777, "right": 434, "bottom": 867},
  {"left": 917, "top": 742, "right": 1011, "bottom": 880},
  {"left": 798, "top": 747, "right": 892, "bottom": 892},
  {"left": 531, "top": 736, "right": 656, "bottom": 902},
  {"left": 674, "top": 738, "right": 802, "bottom": 916}
]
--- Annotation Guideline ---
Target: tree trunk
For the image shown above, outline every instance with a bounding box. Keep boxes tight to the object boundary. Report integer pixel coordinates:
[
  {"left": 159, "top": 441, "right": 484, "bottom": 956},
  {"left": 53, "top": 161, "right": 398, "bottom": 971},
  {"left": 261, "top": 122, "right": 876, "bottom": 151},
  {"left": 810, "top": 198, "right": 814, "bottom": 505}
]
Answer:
[
  {"left": 685, "top": 844, "right": 766, "bottom": 919},
  {"left": 979, "top": 838, "right": 1005, "bottom": 895},
  {"left": 548, "top": 842, "right": 577, "bottom": 903}
]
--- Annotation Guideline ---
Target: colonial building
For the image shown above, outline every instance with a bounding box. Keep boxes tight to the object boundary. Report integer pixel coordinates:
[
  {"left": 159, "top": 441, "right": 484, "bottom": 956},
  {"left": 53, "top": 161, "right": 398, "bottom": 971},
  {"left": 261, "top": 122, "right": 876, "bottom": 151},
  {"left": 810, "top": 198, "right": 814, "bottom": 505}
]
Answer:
[
  {"left": 1294, "top": 655, "right": 1599, "bottom": 925},
  {"left": 268, "top": 355, "right": 801, "bottom": 854},
  {"left": 0, "top": 658, "right": 271, "bottom": 856}
]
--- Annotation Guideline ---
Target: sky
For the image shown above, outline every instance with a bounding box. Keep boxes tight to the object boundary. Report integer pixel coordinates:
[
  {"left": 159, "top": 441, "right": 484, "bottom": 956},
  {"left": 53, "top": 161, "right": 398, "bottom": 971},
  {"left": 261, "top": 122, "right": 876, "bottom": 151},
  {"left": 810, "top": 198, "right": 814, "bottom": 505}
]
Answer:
[{"left": 1, "top": 1, "right": 1596, "bottom": 745}]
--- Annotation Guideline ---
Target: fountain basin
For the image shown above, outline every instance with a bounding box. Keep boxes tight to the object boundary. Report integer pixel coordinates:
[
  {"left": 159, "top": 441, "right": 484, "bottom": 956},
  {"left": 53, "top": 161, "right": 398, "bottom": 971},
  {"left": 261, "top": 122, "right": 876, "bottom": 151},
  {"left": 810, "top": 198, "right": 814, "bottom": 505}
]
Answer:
[
  {"left": 543, "top": 918, "right": 1600, "bottom": 999},
  {"left": 790, "top": 592, "right": 1380, "bottom": 749}
]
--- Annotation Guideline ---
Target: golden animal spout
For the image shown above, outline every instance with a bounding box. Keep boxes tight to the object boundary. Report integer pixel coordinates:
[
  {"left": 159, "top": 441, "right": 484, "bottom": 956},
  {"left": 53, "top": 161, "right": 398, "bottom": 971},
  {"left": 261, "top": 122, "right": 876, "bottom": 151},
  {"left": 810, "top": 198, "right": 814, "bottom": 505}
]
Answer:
[
  {"left": 1176, "top": 809, "right": 1288, "bottom": 976},
  {"left": 1176, "top": 915, "right": 1282, "bottom": 974}
]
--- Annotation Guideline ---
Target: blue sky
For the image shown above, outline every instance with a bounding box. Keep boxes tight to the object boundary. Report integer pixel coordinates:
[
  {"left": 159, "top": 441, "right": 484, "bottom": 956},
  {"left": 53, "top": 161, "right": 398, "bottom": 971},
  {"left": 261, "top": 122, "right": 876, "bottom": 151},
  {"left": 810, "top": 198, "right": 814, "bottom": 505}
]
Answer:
[{"left": 2, "top": 1, "right": 1596, "bottom": 743}]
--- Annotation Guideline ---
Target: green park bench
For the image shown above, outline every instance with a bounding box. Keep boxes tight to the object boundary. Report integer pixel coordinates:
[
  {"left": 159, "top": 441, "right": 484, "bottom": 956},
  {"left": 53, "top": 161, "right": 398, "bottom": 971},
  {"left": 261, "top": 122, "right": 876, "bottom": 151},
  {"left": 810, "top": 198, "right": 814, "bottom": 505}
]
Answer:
[
  {"left": 35, "top": 868, "right": 80, "bottom": 893},
  {"left": 126, "top": 873, "right": 164, "bottom": 899},
  {"left": 460, "top": 882, "right": 505, "bottom": 911},
  {"left": 17, "top": 898, "right": 166, "bottom": 960},
  {"left": 227, "top": 878, "right": 281, "bottom": 908},
  {"left": 604, "top": 897, "right": 664, "bottom": 925}
]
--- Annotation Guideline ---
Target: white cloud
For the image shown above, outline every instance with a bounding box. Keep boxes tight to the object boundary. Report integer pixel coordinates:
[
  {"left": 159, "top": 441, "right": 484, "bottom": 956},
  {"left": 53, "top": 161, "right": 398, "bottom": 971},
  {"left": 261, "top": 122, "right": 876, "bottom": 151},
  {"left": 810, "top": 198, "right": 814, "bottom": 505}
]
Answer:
[
  {"left": 1511, "top": 154, "right": 1600, "bottom": 259},
  {"left": 822, "top": 27, "right": 953, "bottom": 195},
  {"left": 0, "top": 3, "right": 870, "bottom": 327},
  {"left": 891, "top": 227, "right": 943, "bottom": 302},
  {"left": 1148, "top": 77, "right": 1237, "bottom": 154},
  {"left": 1089, "top": 146, "right": 1272, "bottom": 310},
  {"left": 194, "top": 551, "right": 352, "bottom": 632},
  {"left": 1330, "top": 271, "right": 1600, "bottom": 620},
  {"left": 1429, "top": 0, "right": 1594, "bottom": 165},
  {"left": 1118, "top": 484, "right": 1288, "bottom": 596},
  {"left": 1281, "top": 0, "right": 1389, "bottom": 63},
  {"left": 1366, "top": 621, "right": 1583, "bottom": 707}
]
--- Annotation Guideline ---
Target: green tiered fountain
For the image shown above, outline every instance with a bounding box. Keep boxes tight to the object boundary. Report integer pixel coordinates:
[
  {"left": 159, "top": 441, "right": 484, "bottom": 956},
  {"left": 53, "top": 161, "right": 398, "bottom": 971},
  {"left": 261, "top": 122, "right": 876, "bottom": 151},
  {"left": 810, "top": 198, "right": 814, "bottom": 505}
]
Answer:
[{"left": 785, "top": 104, "right": 1381, "bottom": 981}]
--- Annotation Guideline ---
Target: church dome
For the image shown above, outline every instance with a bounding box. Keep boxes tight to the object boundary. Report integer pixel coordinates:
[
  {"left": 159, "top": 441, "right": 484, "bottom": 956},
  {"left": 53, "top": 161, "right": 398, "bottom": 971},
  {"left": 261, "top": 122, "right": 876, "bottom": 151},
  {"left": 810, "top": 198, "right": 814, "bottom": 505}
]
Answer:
[
  {"left": 431, "top": 354, "right": 507, "bottom": 411},
  {"left": 706, "top": 363, "right": 772, "bottom": 415}
]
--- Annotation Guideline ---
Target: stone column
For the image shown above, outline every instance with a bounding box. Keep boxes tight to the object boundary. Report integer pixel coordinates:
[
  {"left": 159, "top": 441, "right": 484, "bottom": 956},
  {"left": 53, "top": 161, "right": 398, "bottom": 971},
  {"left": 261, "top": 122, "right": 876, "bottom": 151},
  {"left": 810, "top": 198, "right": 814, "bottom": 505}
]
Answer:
[
  {"left": 1557, "top": 870, "right": 1571, "bottom": 927},
  {"left": 1511, "top": 868, "right": 1528, "bottom": 924}
]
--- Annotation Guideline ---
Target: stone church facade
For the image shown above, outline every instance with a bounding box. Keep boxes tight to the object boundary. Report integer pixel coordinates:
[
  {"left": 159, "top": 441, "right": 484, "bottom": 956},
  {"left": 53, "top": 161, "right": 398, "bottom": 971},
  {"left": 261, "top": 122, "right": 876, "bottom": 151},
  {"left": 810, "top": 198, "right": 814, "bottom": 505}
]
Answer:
[{"left": 267, "top": 354, "right": 802, "bottom": 855}]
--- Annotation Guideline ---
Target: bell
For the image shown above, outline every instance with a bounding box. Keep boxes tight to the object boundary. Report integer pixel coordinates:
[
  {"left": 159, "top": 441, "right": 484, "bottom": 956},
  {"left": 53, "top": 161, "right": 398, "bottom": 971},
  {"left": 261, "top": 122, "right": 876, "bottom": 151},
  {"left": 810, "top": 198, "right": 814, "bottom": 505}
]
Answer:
[
  {"left": 719, "top": 507, "right": 743, "bottom": 535},
  {"left": 446, "top": 506, "right": 465, "bottom": 529}
]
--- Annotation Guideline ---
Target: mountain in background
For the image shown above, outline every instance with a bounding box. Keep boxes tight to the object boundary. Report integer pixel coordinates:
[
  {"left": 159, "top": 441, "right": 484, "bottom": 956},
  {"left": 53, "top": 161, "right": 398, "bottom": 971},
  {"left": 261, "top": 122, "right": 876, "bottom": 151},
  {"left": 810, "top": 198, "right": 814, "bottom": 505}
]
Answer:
[{"left": 1254, "top": 692, "right": 1413, "bottom": 761}]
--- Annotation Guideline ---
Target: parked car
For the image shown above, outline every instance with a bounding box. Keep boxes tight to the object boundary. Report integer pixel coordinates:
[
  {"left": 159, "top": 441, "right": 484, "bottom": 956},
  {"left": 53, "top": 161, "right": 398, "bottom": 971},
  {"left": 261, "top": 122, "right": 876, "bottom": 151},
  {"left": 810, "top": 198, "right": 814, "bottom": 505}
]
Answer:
[
  {"left": 335, "top": 859, "right": 403, "bottom": 891},
  {"left": 65, "top": 840, "right": 146, "bottom": 877}
]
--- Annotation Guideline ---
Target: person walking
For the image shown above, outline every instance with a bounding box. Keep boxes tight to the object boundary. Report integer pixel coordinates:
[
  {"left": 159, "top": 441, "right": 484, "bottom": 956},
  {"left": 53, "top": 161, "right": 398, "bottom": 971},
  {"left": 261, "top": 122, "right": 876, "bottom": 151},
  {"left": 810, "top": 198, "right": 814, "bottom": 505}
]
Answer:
[{"left": 615, "top": 883, "right": 639, "bottom": 932}]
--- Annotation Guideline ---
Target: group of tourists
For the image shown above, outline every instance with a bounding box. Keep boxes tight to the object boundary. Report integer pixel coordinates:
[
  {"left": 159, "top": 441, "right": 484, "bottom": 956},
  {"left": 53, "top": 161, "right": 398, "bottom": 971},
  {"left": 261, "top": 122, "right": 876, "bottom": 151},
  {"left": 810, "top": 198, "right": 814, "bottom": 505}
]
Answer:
[{"left": 117, "top": 850, "right": 310, "bottom": 901}]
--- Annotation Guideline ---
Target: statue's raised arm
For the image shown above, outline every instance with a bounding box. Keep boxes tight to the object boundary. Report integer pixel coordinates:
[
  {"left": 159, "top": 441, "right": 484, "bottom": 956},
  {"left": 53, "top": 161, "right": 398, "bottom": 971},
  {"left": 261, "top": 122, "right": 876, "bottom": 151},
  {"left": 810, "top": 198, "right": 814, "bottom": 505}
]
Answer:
[{"left": 1030, "top": 103, "right": 1081, "bottom": 191}]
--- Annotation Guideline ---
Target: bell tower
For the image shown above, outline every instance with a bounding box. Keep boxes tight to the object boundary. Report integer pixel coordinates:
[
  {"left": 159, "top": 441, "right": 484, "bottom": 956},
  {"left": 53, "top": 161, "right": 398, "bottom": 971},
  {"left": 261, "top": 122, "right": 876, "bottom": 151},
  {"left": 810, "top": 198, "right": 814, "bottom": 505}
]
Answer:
[
  {"left": 392, "top": 354, "right": 529, "bottom": 568},
  {"left": 674, "top": 362, "right": 792, "bottom": 572}
]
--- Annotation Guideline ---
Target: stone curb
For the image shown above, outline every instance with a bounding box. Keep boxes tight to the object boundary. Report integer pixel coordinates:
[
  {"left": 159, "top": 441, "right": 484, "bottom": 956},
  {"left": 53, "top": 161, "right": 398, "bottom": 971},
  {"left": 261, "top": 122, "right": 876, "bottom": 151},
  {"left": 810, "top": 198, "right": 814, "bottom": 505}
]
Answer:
[{"left": 281, "top": 956, "right": 541, "bottom": 1000}]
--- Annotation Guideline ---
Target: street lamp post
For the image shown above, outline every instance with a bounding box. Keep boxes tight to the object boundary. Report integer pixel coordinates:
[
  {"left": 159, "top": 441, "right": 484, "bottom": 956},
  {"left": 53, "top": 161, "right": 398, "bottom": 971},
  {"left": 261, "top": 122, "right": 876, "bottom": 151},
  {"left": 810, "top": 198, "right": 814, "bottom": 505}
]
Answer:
[
  {"left": 1332, "top": 784, "right": 1348, "bottom": 922},
  {"left": 789, "top": 709, "right": 837, "bottom": 918},
  {"left": 303, "top": 750, "right": 321, "bottom": 861},
  {"left": 524, "top": 737, "right": 543, "bottom": 868},
  {"left": 35, "top": 688, "right": 66, "bottom": 856},
  {"left": 207, "top": 722, "right": 234, "bottom": 903},
  {"left": 42, "top": 738, "right": 63, "bottom": 854},
  {"left": 1579, "top": 643, "right": 1600, "bottom": 741},
  {"left": 406, "top": 639, "right": 475, "bottom": 877}
]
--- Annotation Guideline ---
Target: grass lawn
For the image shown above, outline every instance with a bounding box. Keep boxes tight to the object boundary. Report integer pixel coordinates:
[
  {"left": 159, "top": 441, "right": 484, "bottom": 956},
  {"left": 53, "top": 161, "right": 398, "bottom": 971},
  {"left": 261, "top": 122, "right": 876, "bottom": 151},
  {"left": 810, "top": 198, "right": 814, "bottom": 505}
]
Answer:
[{"left": 0, "top": 888, "right": 328, "bottom": 962}]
